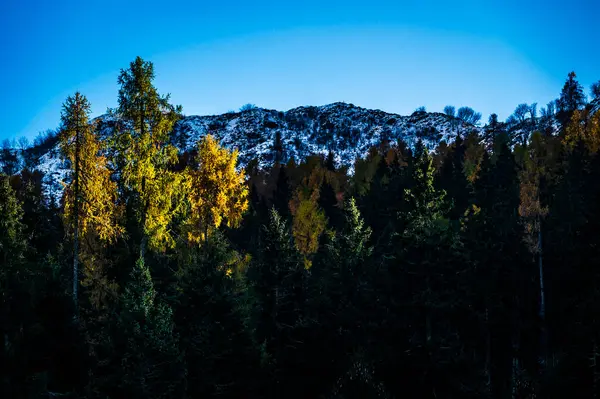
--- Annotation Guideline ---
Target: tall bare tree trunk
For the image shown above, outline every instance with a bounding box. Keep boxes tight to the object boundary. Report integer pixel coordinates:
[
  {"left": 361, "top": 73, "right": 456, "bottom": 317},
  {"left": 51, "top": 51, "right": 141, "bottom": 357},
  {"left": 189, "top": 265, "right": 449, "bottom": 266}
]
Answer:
[
  {"left": 538, "top": 225, "right": 547, "bottom": 368},
  {"left": 511, "top": 293, "right": 521, "bottom": 399},
  {"left": 139, "top": 103, "right": 147, "bottom": 263},
  {"left": 485, "top": 306, "right": 491, "bottom": 389},
  {"left": 73, "top": 100, "right": 81, "bottom": 322},
  {"left": 592, "top": 337, "right": 598, "bottom": 399}
]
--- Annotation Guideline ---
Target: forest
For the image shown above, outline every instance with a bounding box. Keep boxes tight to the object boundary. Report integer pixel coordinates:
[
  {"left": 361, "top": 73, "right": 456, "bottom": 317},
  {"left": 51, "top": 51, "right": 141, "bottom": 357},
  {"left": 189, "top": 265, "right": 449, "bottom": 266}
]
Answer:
[{"left": 2, "top": 57, "right": 600, "bottom": 398}]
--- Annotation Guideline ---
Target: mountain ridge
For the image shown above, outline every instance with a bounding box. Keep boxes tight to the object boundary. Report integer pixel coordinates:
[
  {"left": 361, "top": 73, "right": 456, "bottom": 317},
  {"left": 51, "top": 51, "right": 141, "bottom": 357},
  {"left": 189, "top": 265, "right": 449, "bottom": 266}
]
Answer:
[{"left": 31, "top": 102, "right": 484, "bottom": 199}]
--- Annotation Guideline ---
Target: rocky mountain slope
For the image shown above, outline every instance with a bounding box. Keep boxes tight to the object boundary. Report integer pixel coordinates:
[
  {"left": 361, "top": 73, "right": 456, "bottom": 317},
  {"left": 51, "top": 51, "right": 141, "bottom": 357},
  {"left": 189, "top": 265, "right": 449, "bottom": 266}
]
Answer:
[
  {"left": 170, "top": 102, "right": 480, "bottom": 167},
  {"left": 34, "top": 102, "right": 482, "bottom": 199}
]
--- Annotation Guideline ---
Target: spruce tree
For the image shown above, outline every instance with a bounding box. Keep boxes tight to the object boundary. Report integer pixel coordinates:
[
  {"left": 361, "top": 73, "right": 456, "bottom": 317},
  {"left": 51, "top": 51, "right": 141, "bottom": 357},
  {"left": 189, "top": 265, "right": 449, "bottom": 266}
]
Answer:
[
  {"left": 105, "top": 258, "right": 184, "bottom": 399},
  {"left": 174, "top": 231, "right": 260, "bottom": 397},
  {"left": 249, "top": 208, "right": 307, "bottom": 396},
  {"left": 470, "top": 142, "right": 533, "bottom": 397},
  {"left": 273, "top": 130, "right": 284, "bottom": 166},
  {"left": 325, "top": 150, "right": 336, "bottom": 171},
  {"left": 0, "top": 177, "right": 27, "bottom": 394},
  {"left": 318, "top": 179, "right": 342, "bottom": 230},
  {"left": 557, "top": 71, "right": 587, "bottom": 130}
]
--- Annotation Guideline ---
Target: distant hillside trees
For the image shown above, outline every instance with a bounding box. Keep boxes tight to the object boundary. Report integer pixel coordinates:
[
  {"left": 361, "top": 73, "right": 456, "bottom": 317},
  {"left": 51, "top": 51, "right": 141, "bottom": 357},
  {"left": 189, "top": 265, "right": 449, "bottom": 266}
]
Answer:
[
  {"left": 240, "top": 103, "right": 258, "bottom": 111},
  {"left": 456, "top": 106, "right": 482, "bottom": 125}
]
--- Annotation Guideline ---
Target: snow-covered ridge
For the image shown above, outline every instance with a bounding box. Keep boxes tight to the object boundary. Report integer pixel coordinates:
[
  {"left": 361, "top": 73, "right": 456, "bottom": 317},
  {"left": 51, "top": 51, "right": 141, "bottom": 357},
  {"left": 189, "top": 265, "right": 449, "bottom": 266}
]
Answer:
[
  {"left": 32, "top": 102, "right": 482, "bottom": 198},
  {"left": 170, "top": 102, "right": 480, "bottom": 168}
]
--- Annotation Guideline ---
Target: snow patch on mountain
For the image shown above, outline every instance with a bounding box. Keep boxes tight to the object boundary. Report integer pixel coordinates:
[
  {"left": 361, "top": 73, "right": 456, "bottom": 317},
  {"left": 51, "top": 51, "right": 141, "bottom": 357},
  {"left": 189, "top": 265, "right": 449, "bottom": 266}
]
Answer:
[{"left": 37, "top": 145, "right": 68, "bottom": 203}]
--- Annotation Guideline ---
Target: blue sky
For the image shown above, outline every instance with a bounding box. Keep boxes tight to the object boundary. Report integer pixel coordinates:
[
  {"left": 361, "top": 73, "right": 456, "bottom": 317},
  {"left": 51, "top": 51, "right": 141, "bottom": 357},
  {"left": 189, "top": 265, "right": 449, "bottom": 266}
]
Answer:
[{"left": 0, "top": 0, "right": 598, "bottom": 141}]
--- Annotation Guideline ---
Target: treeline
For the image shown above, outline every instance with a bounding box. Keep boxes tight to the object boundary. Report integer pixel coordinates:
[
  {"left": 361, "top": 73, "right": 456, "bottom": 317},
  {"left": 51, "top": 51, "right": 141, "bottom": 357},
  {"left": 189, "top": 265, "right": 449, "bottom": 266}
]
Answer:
[{"left": 1, "top": 58, "right": 600, "bottom": 398}]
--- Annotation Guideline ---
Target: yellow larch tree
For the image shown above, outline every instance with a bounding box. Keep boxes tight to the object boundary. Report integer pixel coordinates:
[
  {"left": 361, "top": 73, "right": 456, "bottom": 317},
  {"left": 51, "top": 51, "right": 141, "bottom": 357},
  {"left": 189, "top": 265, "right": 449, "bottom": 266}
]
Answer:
[
  {"left": 113, "top": 56, "right": 186, "bottom": 257},
  {"left": 564, "top": 109, "right": 600, "bottom": 154},
  {"left": 185, "top": 134, "right": 249, "bottom": 244},
  {"left": 287, "top": 157, "right": 334, "bottom": 267},
  {"left": 59, "top": 92, "right": 122, "bottom": 313},
  {"left": 518, "top": 130, "right": 552, "bottom": 367},
  {"left": 291, "top": 197, "right": 326, "bottom": 268}
]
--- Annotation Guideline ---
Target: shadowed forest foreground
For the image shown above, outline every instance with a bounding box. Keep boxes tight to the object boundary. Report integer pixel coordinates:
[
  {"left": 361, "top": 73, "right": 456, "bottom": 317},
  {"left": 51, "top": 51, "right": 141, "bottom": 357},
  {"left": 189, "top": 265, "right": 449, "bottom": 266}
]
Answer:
[{"left": 2, "top": 57, "right": 600, "bottom": 398}]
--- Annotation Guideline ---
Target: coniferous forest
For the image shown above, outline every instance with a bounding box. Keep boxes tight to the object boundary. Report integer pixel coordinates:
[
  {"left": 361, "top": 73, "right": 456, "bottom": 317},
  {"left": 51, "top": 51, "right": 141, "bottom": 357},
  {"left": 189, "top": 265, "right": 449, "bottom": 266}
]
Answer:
[{"left": 2, "top": 57, "right": 600, "bottom": 398}]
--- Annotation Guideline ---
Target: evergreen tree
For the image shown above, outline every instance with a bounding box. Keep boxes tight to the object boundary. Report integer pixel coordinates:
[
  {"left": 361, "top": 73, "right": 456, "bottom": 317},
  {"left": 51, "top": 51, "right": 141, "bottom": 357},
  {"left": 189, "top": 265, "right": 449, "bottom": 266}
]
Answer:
[
  {"left": 174, "top": 232, "right": 260, "bottom": 397},
  {"left": 557, "top": 71, "right": 587, "bottom": 130},
  {"left": 437, "top": 136, "right": 469, "bottom": 220},
  {"left": 384, "top": 141, "right": 480, "bottom": 396},
  {"left": 325, "top": 150, "right": 336, "bottom": 171},
  {"left": 318, "top": 179, "right": 342, "bottom": 230},
  {"left": 103, "top": 258, "right": 184, "bottom": 398},
  {"left": 273, "top": 130, "right": 284, "bottom": 166},
  {"left": 248, "top": 208, "right": 308, "bottom": 396},
  {"left": 272, "top": 165, "right": 291, "bottom": 219},
  {"left": 0, "top": 139, "right": 19, "bottom": 175},
  {"left": 0, "top": 176, "right": 28, "bottom": 395},
  {"left": 469, "top": 142, "right": 535, "bottom": 397},
  {"left": 0, "top": 176, "right": 80, "bottom": 397}
]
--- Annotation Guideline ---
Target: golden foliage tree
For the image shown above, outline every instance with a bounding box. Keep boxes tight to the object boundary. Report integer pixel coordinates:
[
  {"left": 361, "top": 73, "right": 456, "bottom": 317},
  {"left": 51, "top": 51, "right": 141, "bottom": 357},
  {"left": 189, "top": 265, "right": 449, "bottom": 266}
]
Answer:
[
  {"left": 292, "top": 198, "right": 326, "bottom": 263},
  {"left": 113, "top": 57, "right": 185, "bottom": 256},
  {"left": 518, "top": 131, "right": 551, "bottom": 366},
  {"left": 59, "top": 92, "right": 122, "bottom": 311},
  {"left": 564, "top": 109, "right": 600, "bottom": 154},
  {"left": 463, "top": 131, "right": 485, "bottom": 183},
  {"left": 287, "top": 154, "right": 345, "bottom": 265},
  {"left": 185, "top": 134, "right": 249, "bottom": 244}
]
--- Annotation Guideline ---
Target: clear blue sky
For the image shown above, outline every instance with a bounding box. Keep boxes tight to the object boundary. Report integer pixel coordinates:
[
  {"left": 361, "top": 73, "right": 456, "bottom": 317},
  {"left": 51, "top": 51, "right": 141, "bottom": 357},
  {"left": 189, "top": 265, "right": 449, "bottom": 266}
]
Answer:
[{"left": 1, "top": 0, "right": 598, "bottom": 141}]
